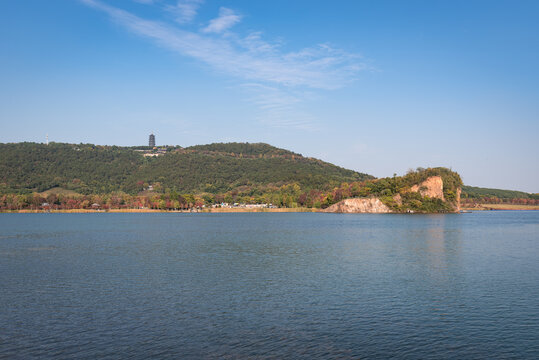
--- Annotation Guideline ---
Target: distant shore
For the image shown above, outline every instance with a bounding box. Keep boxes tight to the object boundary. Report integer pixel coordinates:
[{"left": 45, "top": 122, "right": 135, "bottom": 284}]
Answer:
[
  {"left": 461, "top": 204, "right": 539, "bottom": 211},
  {"left": 4, "top": 207, "right": 317, "bottom": 214},
  {"left": 2, "top": 205, "right": 538, "bottom": 213}
]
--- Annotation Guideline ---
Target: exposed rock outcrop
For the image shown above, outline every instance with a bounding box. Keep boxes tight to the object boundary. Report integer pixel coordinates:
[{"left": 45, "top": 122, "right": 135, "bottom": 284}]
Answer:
[
  {"left": 410, "top": 176, "right": 444, "bottom": 200},
  {"left": 324, "top": 198, "right": 391, "bottom": 213},
  {"left": 325, "top": 173, "right": 462, "bottom": 214}
]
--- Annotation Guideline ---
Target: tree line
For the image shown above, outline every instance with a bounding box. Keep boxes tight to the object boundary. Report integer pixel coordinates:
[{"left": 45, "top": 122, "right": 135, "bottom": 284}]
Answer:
[{"left": 1, "top": 167, "right": 464, "bottom": 213}]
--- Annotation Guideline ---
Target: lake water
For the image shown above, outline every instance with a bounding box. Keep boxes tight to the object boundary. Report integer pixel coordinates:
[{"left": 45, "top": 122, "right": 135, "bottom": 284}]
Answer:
[{"left": 1, "top": 212, "right": 538, "bottom": 359}]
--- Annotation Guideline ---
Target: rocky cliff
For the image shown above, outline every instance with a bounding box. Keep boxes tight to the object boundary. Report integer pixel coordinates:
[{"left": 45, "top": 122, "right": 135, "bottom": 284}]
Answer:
[
  {"left": 409, "top": 175, "right": 461, "bottom": 211},
  {"left": 410, "top": 176, "right": 445, "bottom": 200},
  {"left": 323, "top": 198, "right": 391, "bottom": 213},
  {"left": 324, "top": 174, "right": 462, "bottom": 213}
]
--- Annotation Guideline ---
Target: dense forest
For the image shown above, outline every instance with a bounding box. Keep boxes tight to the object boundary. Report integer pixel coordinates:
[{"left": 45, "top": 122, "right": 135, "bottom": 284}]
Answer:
[{"left": 0, "top": 142, "right": 372, "bottom": 195}]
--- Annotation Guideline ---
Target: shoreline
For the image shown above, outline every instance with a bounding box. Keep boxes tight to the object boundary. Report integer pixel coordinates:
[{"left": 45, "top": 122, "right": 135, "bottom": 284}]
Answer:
[
  {"left": 461, "top": 204, "right": 539, "bottom": 211},
  {"left": 2, "top": 206, "right": 538, "bottom": 213},
  {"left": 2, "top": 207, "right": 318, "bottom": 214}
]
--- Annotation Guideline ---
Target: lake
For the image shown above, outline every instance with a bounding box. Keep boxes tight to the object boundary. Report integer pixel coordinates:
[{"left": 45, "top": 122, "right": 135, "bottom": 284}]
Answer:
[{"left": 1, "top": 212, "right": 538, "bottom": 359}]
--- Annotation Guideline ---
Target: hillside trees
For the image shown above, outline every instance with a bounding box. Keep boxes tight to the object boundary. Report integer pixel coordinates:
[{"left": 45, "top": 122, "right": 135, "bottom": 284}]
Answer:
[{"left": 0, "top": 142, "right": 372, "bottom": 195}]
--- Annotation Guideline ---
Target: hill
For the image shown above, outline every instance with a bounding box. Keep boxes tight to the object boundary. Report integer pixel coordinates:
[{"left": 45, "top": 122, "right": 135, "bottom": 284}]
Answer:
[
  {"left": 460, "top": 185, "right": 539, "bottom": 209},
  {"left": 461, "top": 185, "right": 538, "bottom": 200},
  {"left": 0, "top": 142, "right": 373, "bottom": 195}
]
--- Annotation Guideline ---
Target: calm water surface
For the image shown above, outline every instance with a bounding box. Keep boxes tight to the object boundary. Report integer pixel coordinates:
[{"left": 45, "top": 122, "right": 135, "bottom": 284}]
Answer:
[{"left": 1, "top": 212, "right": 538, "bottom": 359}]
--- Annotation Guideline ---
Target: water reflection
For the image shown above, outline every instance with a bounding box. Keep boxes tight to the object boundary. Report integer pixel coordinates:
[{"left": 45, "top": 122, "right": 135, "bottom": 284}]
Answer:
[{"left": 423, "top": 215, "right": 462, "bottom": 277}]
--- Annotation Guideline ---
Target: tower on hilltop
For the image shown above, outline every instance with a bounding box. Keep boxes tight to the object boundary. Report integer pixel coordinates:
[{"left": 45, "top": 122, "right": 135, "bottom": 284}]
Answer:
[{"left": 149, "top": 133, "right": 155, "bottom": 147}]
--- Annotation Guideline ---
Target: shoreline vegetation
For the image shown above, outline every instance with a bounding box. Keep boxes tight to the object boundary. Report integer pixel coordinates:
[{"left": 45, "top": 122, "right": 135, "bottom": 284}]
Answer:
[
  {"left": 4, "top": 207, "right": 316, "bottom": 214},
  {"left": 3, "top": 204, "right": 538, "bottom": 214},
  {"left": 1, "top": 142, "right": 537, "bottom": 213},
  {"left": 0, "top": 166, "right": 464, "bottom": 214}
]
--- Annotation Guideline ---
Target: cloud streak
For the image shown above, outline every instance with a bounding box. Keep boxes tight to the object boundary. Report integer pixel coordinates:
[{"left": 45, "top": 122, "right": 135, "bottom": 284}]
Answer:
[
  {"left": 81, "top": 0, "right": 365, "bottom": 89},
  {"left": 202, "top": 7, "right": 241, "bottom": 33},
  {"left": 240, "top": 84, "right": 317, "bottom": 130},
  {"left": 80, "top": 0, "right": 369, "bottom": 129},
  {"left": 166, "top": 0, "right": 203, "bottom": 24}
]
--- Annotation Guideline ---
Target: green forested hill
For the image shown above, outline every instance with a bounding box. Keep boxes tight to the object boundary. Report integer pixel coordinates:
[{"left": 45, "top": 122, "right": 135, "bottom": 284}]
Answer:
[
  {"left": 0, "top": 143, "right": 142, "bottom": 194},
  {"left": 0, "top": 142, "right": 373, "bottom": 194},
  {"left": 461, "top": 185, "right": 538, "bottom": 200},
  {"left": 185, "top": 142, "right": 298, "bottom": 157}
]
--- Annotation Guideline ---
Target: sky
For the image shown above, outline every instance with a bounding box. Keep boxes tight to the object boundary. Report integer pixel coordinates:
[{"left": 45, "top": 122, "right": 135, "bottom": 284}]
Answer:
[{"left": 0, "top": 0, "right": 538, "bottom": 192}]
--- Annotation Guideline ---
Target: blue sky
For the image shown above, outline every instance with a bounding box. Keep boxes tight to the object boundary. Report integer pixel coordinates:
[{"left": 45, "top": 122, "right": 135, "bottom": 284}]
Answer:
[{"left": 1, "top": 0, "right": 538, "bottom": 192}]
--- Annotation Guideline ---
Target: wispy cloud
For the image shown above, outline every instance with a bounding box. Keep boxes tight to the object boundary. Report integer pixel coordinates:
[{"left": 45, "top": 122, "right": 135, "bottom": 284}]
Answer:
[
  {"left": 240, "top": 84, "right": 319, "bottom": 130},
  {"left": 79, "top": 0, "right": 369, "bottom": 129},
  {"left": 202, "top": 7, "right": 241, "bottom": 33},
  {"left": 166, "top": 0, "right": 204, "bottom": 24}
]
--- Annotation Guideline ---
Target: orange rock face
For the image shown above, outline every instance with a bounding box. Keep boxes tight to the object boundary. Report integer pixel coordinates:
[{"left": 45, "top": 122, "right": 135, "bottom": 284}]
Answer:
[
  {"left": 410, "top": 176, "right": 445, "bottom": 200},
  {"left": 324, "top": 198, "right": 391, "bottom": 213},
  {"left": 324, "top": 175, "right": 462, "bottom": 213}
]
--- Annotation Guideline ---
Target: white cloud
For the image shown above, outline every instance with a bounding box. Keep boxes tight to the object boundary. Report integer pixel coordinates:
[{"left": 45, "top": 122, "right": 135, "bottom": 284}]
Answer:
[
  {"left": 167, "top": 0, "right": 204, "bottom": 24},
  {"left": 79, "top": 0, "right": 369, "bottom": 128},
  {"left": 238, "top": 32, "right": 281, "bottom": 55},
  {"left": 81, "top": 0, "right": 365, "bottom": 89},
  {"left": 240, "top": 84, "right": 318, "bottom": 130},
  {"left": 202, "top": 7, "right": 241, "bottom": 34}
]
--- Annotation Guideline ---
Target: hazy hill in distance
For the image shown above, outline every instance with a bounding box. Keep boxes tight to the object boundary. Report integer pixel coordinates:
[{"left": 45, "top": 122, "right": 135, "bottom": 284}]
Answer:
[{"left": 461, "top": 185, "right": 538, "bottom": 200}]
